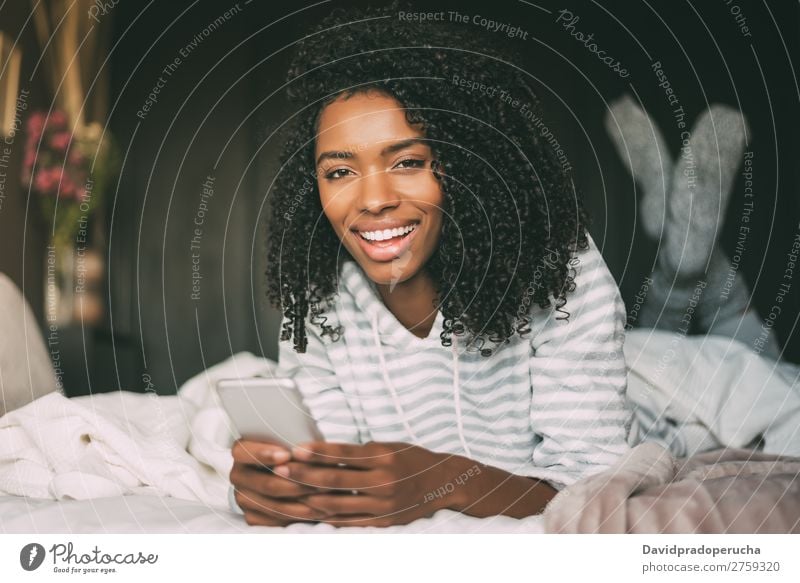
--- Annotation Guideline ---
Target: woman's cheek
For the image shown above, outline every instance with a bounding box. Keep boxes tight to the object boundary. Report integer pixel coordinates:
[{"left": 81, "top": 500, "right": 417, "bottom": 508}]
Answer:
[
  {"left": 318, "top": 185, "right": 347, "bottom": 238},
  {"left": 393, "top": 173, "right": 443, "bottom": 205}
]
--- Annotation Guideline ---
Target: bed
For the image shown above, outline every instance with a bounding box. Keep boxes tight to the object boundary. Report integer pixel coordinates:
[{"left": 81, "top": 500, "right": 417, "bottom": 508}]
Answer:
[
  {"left": 2, "top": 340, "right": 799, "bottom": 534},
  {"left": 2, "top": 268, "right": 799, "bottom": 533}
]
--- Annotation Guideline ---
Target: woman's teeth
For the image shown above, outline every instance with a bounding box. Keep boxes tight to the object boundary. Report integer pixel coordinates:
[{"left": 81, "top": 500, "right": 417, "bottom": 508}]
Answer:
[{"left": 359, "top": 224, "right": 417, "bottom": 241}]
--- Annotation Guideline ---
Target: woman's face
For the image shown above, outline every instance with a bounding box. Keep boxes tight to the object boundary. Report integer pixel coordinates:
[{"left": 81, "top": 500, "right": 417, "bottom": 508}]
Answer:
[{"left": 315, "top": 90, "right": 444, "bottom": 286}]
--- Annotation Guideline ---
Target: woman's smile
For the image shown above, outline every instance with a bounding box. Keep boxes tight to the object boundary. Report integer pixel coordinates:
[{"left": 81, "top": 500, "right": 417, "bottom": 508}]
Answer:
[{"left": 351, "top": 219, "right": 420, "bottom": 262}]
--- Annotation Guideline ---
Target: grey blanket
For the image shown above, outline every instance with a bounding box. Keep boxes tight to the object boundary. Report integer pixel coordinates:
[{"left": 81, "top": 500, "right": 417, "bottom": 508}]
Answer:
[{"left": 543, "top": 442, "right": 800, "bottom": 533}]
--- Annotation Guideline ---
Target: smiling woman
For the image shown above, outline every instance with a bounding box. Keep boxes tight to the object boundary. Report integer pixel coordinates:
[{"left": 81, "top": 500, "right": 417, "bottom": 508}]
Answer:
[{"left": 230, "top": 3, "right": 633, "bottom": 527}]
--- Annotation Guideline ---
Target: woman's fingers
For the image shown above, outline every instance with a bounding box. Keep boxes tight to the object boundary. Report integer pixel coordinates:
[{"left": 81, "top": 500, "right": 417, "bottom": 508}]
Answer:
[
  {"left": 230, "top": 463, "right": 318, "bottom": 498},
  {"left": 275, "top": 462, "right": 394, "bottom": 494},
  {"left": 319, "top": 514, "right": 415, "bottom": 528},
  {"left": 234, "top": 487, "right": 326, "bottom": 522},
  {"left": 240, "top": 511, "right": 288, "bottom": 527},
  {"left": 322, "top": 514, "right": 382, "bottom": 527},
  {"left": 232, "top": 438, "right": 291, "bottom": 467},
  {"left": 303, "top": 492, "right": 402, "bottom": 516},
  {"left": 291, "top": 441, "right": 407, "bottom": 469}
]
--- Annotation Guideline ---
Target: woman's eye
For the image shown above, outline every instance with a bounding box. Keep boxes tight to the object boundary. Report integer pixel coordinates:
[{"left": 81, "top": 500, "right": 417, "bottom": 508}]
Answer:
[
  {"left": 393, "top": 158, "right": 426, "bottom": 170},
  {"left": 324, "top": 168, "right": 353, "bottom": 180}
]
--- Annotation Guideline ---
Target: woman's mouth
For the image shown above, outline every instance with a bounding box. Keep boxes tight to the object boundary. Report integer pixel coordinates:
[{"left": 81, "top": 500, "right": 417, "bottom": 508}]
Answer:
[{"left": 352, "top": 222, "right": 419, "bottom": 262}]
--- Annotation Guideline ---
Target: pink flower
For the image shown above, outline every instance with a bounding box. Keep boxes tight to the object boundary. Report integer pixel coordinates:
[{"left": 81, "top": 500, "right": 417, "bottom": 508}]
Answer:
[
  {"left": 49, "top": 132, "right": 72, "bottom": 151},
  {"left": 49, "top": 111, "right": 68, "bottom": 128},
  {"left": 59, "top": 176, "right": 76, "bottom": 199},
  {"left": 68, "top": 148, "right": 85, "bottom": 166},
  {"left": 23, "top": 150, "right": 36, "bottom": 172},
  {"left": 33, "top": 167, "right": 63, "bottom": 195},
  {"left": 26, "top": 111, "right": 46, "bottom": 140}
]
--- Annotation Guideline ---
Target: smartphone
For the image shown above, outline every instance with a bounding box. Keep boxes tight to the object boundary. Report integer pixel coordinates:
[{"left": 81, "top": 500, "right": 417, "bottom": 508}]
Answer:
[{"left": 216, "top": 377, "right": 324, "bottom": 448}]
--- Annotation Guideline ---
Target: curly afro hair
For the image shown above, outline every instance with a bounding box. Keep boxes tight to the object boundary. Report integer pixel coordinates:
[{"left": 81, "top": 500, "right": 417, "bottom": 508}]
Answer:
[{"left": 265, "top": 2, "right": 591, "bottom": 356}]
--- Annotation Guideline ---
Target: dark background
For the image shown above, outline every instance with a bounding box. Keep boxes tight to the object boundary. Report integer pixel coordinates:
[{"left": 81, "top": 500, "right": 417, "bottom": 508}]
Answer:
[{"left": 2, "top": 0, "right": 799, "bottom": 395}]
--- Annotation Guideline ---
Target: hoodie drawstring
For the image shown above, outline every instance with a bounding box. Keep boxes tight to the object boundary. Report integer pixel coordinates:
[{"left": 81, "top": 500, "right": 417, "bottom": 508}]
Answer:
[
  {"left": 451, "top": 335, "right": 472, "bottom": 458},
  {"left": 370, "top": 312, "right": 472, "bottom": 458}
]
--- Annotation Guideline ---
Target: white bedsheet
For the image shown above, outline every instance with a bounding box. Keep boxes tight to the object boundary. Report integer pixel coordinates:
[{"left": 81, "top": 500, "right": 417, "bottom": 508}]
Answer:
[
  {"left": 624, "top": 329, "right": 800, "bottom": 457},
  {"left": 0, "top": 495, "right": 544, "bottom": 533}
]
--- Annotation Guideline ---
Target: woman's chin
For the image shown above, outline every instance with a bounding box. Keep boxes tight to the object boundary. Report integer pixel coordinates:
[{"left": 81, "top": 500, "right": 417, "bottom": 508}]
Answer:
[{"left": 355, "top": 257, "right": 419, "bottom": 288}]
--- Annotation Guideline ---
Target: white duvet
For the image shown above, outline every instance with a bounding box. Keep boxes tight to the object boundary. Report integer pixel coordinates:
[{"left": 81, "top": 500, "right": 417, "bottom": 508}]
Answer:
[{"left": 0, "top": 352, "right": 272, "bottom": 508}]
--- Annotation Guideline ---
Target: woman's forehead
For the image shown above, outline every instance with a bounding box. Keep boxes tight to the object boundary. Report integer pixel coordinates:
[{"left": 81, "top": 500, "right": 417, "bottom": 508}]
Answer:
[{"left": 315, "top": 92, "right": 424, "bottom": 155}]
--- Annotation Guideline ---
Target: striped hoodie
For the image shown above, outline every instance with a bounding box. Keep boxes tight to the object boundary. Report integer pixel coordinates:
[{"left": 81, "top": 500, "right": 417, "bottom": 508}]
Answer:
[{"left": 275, "top": 231, "right": 634, "bottom": 490}]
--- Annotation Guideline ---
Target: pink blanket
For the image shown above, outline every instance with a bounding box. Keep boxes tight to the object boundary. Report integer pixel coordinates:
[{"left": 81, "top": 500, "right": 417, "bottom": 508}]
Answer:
[{"left": 543, "top": 442, "right": 800, "bottom": 533}]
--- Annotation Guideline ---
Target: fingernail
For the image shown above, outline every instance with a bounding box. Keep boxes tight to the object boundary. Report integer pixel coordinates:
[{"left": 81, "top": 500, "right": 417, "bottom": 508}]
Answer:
[
  {"left": 291, "top": 447, "right": 310, "bottom": 460},
  {"left": 271, "top": 450, "right": 290, "bottom": 463},
  {"left": 273, "top": 465, "right": 290, "bottom": 477}
]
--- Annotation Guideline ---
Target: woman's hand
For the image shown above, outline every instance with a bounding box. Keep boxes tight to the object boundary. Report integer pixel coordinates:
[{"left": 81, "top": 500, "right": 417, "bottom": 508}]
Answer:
[
  {"left": 285, "top": 441, "right": 558, "bottom": 526},
  {"left": 275, "top": 441, "right": 460, "bottom": 527},
  {"left": 231, "top": 439, "right": 559, "bottom": 528},
  {"left": 230, "top": 439, "right": 328, "bottom": 526}
]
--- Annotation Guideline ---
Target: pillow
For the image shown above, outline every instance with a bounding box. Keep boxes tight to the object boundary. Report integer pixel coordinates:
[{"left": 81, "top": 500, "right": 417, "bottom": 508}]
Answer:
[{"left": 0, "top": 273, "right": 59, "bottom": 416}]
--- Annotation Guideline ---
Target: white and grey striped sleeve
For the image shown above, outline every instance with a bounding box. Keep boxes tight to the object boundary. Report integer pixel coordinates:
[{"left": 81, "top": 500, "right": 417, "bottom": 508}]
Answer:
[
  {"left": 522, "top": 235, "right": 634, "bottom": 490},
  {"left": 274, "top": 315, "right": 361, "bottom": 444}
]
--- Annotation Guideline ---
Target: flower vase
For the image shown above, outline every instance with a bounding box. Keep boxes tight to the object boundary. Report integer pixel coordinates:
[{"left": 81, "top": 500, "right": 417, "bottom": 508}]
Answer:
[{"left": 45, "top": 237, "right": 76, "bottom": 326}]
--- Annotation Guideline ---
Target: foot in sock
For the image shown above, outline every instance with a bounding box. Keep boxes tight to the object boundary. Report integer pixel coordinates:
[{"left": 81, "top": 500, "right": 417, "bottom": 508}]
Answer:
[
  {"left": 605, "top": 94, "right": 671, "bottom": 239},
  {"left": 664, "top": 105, "right": 749, "bottom": 277}
]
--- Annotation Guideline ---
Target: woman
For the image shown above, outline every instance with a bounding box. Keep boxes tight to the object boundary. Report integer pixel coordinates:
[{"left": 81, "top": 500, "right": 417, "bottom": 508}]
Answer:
[{"left": 229, "top": 5, "right": 634, "bottom": 526}]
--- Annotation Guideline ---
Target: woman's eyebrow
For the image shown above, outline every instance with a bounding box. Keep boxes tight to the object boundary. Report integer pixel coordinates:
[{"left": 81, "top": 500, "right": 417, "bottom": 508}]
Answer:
[
  {"left": 316, "top": 150, "right": 354, "bottom": 166},
  {"left": 316, "top": 138, "right": 427, "bottom": 166},
  {"left": 379, "top": 137, "right": 426, "bottom": 155}
]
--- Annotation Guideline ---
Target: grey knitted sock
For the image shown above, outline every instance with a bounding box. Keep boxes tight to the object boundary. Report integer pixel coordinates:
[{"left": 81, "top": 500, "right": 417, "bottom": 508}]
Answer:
[
  {"left": 664, "top": 105, "right": 749, "bottom": 277},
  {"left": 605, "top": 95, "right": 671, "bottom": 239},
  {"left": 636, "top": 265, "right": 707, "bottom": 332},
  {"left": 697, "top": 247, "right": 750, "bottom": 327},
  {"left": 698, "top": 247, "right": 782, "bottom": 359}
]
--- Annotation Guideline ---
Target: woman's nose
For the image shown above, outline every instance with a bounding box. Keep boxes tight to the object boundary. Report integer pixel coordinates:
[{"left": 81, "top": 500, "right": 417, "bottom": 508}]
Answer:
[{"left": 356, "top": 168, "right": 399, "bottom": 213}]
